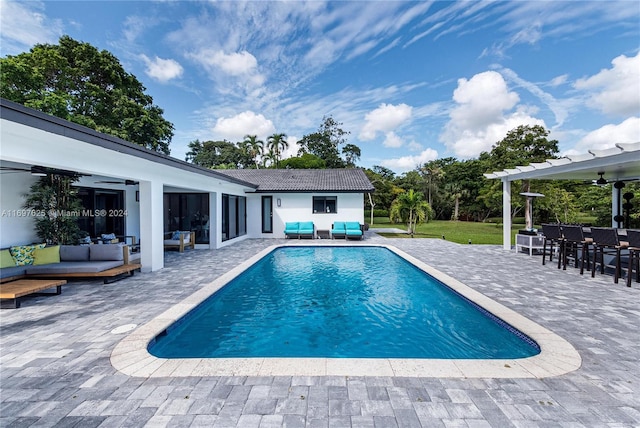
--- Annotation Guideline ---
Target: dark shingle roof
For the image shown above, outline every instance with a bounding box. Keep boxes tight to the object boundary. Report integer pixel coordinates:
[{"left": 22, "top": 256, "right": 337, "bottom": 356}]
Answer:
[{"left": 214, "top": 169, "right": 375, "bottom": 193}]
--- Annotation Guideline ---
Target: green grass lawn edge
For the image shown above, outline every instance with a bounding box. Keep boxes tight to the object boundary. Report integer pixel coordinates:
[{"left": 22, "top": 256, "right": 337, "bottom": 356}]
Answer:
[{"left": 369, "top": 218, "right": 523, "bottom": 245}]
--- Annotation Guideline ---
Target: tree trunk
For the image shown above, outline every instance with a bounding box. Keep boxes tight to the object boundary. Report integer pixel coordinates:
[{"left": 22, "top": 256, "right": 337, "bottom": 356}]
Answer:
[{"left": 453, "top": 197, "right": 460, "bottom": 221}]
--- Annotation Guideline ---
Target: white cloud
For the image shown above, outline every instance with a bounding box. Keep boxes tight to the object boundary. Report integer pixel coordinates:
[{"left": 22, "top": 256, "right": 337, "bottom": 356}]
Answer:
[
  {"left": 213, "top": 111, "right": 275, "bottom": 141},
  {"left": 360, "top": 103, "right": 413, "bottom": 141},
  {"left": 383, "top": 132, "right": 404, "bottom": 148},
  {"left": 188, "top": 49, "right": 266, "bottom": 88},
  {"left": 140, "top": 54, "right": 183, "bottom": 83},
  {"left": 440, "top": 70, "right": 546, "bottom": 158},
  {"left": 381, "top": 148, "right": 439, "bottom": 172},
  {"left": 574, "top": 51, "right": 640, "bottom": 117},
  {"left": 549, "top": 74, "right": 569, "bottom": 87},
  {"left": 566, "top": 117, "right": 640, "bottom": 154},
  {"left": 499, "top": 67, "right": 570, "bottom": 127},
  {"left": 0, "top": 0, "right": 62, "bottom": 54}
]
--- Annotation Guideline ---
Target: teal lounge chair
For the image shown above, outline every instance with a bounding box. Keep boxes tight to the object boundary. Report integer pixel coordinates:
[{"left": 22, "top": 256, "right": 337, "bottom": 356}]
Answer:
[
  {"left": 331, "top": 222, "right": 346, "bottom": 239},
  {"left": 345, "top": 222, "right": 363, "bottom": 240},
  {"left": 298, "top": 221, "right": 315, "bottom": 239},
  {"left": 284, "top": 222, "right": 299, "bottom": 239}
]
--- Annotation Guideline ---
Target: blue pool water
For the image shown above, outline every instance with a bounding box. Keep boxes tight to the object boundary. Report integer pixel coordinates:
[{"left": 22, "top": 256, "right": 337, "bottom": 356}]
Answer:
[{"left": 148, "top": 247, "right": 540, "bottom": 359}]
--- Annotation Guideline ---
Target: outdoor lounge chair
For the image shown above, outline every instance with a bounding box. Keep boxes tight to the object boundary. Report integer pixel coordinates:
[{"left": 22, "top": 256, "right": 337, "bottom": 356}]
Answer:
[
  {"left": 331, "top": 222, "right": 346, "bottom": 239},
  {"left": 345, "top": 222, "right": 363, "bottom": 240},
  {"left": 297, "top": 222, "right": 315, "bottom": 239},
  {"left": 284, "top": 222, "right": 315, "bottom": 239},
  {"left": 163, "top": 231, "right": 195, "bottom": 252},
  {"left": 284, "top": 222, "right": 299, "bottom": 239}
]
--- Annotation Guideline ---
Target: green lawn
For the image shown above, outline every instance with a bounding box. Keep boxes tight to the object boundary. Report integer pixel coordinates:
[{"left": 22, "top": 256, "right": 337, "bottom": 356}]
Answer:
[{"left": 368, "top": 218, "right": 524, "bottom": 245}]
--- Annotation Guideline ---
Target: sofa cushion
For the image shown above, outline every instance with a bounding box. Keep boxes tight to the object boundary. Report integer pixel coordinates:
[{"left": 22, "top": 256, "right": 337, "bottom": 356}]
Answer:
[
  {"left": 90, "top": 244, "right": 123, "bottom": 261},
  {"left": 298, "top": 222, "right": 314, "bottom": 232},
  {"left": 0, "top": 265, "right": 27, "bottom": 279},
  {"left": 25, "top": 260, "right": 123, "bottom": 275},
  {"left": 33, "top": 245, "right": 61, "bottom": 265},
  {"left": 9, "top": 243, "right": 45, "bottom": 266},
  {"left": 284, "top": 222, "right": 299, "bottom": 232},
  {"left": 1, "top": 249, "right": 16, "bottom": 268},
  {"left": 60, "top": 245, "right": 90, "bottom": 261}
]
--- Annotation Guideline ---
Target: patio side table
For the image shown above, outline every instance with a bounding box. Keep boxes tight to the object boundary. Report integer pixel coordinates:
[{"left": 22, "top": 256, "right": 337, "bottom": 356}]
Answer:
[{"left": 317, "top": 229, "right": 330, "bottom": 239}]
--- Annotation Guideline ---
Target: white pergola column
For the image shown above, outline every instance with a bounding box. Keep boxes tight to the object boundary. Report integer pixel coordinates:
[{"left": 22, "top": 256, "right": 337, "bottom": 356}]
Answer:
[
  {"left": 208, "top": 192, "right": 217, "bottom": 249},
  {"left": 502, "top": 178, "right": 512, "bottom": 250},
  {"left": 139, "top": 180, "right": 164, "bottom": 272}
]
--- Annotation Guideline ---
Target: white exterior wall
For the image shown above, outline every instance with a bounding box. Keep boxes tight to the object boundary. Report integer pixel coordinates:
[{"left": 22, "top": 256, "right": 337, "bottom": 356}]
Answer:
[
  {"left": 247, "top": 192, "right": 365, "bottom": 239},
  {"left": 0, "top": 172, "right": 40, "bottom": 247}
]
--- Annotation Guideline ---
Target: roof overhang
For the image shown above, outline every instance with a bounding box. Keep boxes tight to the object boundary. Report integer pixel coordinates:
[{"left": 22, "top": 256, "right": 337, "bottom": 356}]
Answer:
[{"left": 483, "top": 143, "right": 640, "bottom": 182}]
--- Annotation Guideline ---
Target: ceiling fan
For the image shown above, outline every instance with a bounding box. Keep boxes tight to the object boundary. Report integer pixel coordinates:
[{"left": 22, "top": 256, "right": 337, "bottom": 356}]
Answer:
[{"left": 94, "top": 179, "right": 139, "bottom": 185}]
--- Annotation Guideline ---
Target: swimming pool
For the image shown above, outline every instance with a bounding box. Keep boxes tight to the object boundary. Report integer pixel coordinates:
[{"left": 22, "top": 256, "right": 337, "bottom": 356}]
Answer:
[
  {"left": 148, "top": 246, "right": 540, "bottom": 359},
  {"left": 112, "top": 243, "right": 581, "bottom": 378}
]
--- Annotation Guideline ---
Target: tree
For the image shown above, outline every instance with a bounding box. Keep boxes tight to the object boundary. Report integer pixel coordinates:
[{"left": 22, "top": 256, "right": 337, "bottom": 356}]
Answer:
[
  {"left": 0, "top": 35, "right": 174, "bottom": 154},
  {"left": 185, "top": 139, "right": 252, "bottom": 169},
  {"left": 279, "top": 153, "right": 326, "bottom": 169},
  {"left": 23, "top": 174, "right": 84, "bottom": 245},
  {"left": 389, "top": 189, "right": 433, "bottom": 236},
  {"left": 445, "top": 182, "right": 469, "bottom": 221},
  {"left": 484, "top": 125, "right": 559, "bottom": 228},
  {"left": 240, "top": 135, "right": 264, "bottom": 169},
  {"left": 342, "top": 144, "right": 361, "bottom": 167},
  {"left": 267, "top": 133, "right": 288, "bottom": 168},
  {"left": 297, "top": 116, "right": 357, "bottom": 168},
  {"left": 420, "top": 161, "right": 444, "bottom": 207}
]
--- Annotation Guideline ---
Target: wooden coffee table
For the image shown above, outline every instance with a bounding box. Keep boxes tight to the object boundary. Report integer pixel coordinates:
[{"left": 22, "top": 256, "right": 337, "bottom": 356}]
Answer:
[{"left": 0, "top": 279, "right": 66, "bottom": 309}]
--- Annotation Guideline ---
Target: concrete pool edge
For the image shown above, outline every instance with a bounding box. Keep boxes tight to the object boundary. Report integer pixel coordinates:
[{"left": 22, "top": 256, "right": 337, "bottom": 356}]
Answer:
[{"left": 111, "top": 242, "right": 582, "bottom": 378}]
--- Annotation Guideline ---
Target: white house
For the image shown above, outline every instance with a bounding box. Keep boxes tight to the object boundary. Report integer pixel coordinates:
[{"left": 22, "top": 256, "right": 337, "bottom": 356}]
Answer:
[{"left": 0, "top": 99, "right": 374, "bottom": 272}]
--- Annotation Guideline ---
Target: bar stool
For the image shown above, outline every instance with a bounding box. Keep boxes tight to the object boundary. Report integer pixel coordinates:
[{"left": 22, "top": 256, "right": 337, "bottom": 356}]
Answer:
[
  {"left": 541, "top": 223, "right": 563, "bottom": 268},
  {"left": 626, "top": 229, "right": 640, "bottom": 287},
  {"left": 560, "top": 225, "right": 591, "bottom": 274},
  {"left": 590, "top": 227, "right": 627, "bottom": 284}
]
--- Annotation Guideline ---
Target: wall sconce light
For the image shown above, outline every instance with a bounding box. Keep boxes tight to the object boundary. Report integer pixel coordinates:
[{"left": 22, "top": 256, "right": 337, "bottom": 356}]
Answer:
[
  {"left": 277, "top": 198, "right": 281, "bottom": 207},
  {"left": 135, "top": 191, "right": 140, "bottom": 202}
]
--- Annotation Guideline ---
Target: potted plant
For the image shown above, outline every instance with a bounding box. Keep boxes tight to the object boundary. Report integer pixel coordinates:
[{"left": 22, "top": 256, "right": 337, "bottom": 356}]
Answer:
[{"left": 23, "top": 174, "right": 84, "bottom": 245}]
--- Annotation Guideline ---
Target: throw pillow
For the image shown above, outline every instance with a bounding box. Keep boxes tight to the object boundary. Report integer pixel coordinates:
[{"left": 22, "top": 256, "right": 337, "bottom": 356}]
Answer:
[
  {"left": 101, "top": 233, "right": 116, "bottom": 240},
  {"left": 33, "top": 245, "right": 61, "bottom": 265},
  {"left": 9, "top": 243, "right": 45, "bottom": 266},
  {"left": 171, "top": 231, "right": 181, "bottom": 240},
  {"left": 0, "top": 249, "right": 16, "bottom": 268}
]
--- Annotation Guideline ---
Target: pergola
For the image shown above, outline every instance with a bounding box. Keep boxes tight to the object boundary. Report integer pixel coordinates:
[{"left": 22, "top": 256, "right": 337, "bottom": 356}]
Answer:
[{"left": 484, "top": 142, "right": 640, "bottom": 250}]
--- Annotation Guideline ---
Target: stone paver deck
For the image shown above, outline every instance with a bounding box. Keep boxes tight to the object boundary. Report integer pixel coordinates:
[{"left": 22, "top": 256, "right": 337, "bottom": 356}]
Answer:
[{"left": 1, "top": 233, "right": 639, "bottom": 427}]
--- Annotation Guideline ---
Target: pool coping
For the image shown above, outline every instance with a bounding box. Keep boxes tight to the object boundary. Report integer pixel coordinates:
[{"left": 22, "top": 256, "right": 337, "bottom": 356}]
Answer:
[{"left": 111, "top": 243, "right": 582, "bottom": 378}]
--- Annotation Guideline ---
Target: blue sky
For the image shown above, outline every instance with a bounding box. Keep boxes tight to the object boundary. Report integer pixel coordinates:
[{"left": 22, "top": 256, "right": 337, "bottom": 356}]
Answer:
[{"left": 1, "top": 1, "right": 639, "bottom": 173}]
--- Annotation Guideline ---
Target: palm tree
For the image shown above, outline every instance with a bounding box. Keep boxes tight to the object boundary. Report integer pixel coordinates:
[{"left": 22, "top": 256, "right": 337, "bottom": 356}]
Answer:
[
  {"left": 267, "top": 133, "right": 288, "bottom": 169},
  {"left": 241, "top": 135, "right": 264, "bottom": 169},
  {"left": 262, "top": 149, "right": 277, "bottom": 168},
  {"left": 446, "top": 182, "right": 469, "bottom": 221},
  {"left": 389, "top": 189, "right": 432, "bottom": 237},
  {"left": 420, "top": 163, "right": 444, "bottom": 207}
]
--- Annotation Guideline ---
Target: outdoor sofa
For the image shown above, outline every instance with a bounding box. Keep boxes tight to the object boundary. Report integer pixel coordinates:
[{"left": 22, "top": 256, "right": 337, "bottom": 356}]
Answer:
[
  {"left": 331, "top": 221, "right": 363, "bottom": 240},
  {"left": 0, "top": 243, "right": 140, "bottom": 285},
  {"left": 284, "top": 222, "right": 315, "bottom": 239}
]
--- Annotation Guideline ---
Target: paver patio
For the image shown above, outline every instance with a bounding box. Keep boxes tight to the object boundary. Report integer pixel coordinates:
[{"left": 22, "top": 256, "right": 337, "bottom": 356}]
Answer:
[{"left": 1, "top": 233, "right": 639, "bottom": 427}]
